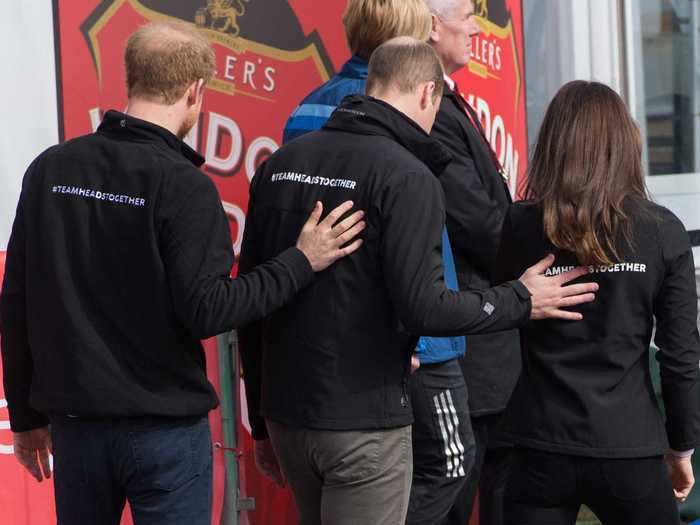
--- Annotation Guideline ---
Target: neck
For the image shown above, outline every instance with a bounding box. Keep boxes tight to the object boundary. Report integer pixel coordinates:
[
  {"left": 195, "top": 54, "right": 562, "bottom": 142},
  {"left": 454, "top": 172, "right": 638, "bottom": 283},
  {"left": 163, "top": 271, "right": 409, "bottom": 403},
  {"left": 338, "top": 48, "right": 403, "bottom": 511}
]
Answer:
[
  {"left": 126, "top": 98, "right": 184, "bottom": 138},
  {"left": 442, "top": 61, "right": 460, "bottom": 76},
  {"left": 375, "top": 92, "right": 430, "bottom": 134}
]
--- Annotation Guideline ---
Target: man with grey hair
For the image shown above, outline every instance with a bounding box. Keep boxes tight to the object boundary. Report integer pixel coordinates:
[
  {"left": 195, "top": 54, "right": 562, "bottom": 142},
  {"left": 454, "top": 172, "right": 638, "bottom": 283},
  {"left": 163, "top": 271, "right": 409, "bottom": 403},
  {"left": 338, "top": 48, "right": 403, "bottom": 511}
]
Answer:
[
  {"left": 1, "top": 21, "right": 364, "bottom": 525},
  {"left": 423, "top": 1, "right": 521, "bottom": 524}
]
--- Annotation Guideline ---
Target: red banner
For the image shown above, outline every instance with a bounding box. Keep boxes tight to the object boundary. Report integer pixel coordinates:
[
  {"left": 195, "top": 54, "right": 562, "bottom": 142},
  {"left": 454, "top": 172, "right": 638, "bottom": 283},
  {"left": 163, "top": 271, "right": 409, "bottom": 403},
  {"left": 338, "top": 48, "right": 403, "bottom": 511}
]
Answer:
[
  {"left": 454, "top": 0, "right": 528, "bottom": 197},
  {"left": 0, "top": 1, "right": 526, "bottom": 523}
]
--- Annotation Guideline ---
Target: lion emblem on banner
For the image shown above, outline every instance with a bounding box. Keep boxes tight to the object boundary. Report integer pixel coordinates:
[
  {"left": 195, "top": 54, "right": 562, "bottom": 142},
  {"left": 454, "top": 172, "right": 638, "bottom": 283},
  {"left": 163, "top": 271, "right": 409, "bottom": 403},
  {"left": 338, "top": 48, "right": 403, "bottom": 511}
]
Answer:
[
  {"left": 475, "top": 0, "right": 489, "bottom": 18},
  {"left": 195, "top": 0, "right": 250, "bottom": 36}
]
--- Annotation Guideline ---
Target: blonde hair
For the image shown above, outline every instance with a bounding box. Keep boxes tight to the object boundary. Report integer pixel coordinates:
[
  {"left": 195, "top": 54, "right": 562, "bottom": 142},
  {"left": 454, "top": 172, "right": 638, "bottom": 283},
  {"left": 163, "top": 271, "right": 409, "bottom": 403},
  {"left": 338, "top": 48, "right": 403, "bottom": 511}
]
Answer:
[
  {"left": 366, "top": 37, "right": 444, "bottom": 102},
  {"left": 125, "top": 21, "right": 215, "bottom": 105},
  {"left": 343, "top": 0, "right": 433, "bottom": 60}
]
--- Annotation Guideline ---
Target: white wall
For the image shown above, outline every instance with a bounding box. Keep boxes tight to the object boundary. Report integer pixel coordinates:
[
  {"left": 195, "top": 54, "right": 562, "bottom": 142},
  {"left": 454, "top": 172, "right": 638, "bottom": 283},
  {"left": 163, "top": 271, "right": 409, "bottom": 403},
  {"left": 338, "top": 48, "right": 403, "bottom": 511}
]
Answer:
[{"left": 0, "top": 2, "right": 58, "bottom": 250}]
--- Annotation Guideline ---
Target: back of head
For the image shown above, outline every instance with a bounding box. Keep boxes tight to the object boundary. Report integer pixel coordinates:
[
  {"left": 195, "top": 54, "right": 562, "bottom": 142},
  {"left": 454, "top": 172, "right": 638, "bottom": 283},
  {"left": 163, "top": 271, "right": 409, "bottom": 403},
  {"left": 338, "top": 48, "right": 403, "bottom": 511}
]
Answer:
[
  {"left": 366, "top": 36, "right": 444, "bottom": 102},
  {"left": 423, "top": 0, "right": 463, "bottom": 18},
  {"left": 526, "top": 80, "right": 647, "bottom": 266},
  {"left": 125, "top": 21, "right": 215, "bottom": 105},
  {"left": 343, "top": 0, "right": 432, "bottom": 60}
]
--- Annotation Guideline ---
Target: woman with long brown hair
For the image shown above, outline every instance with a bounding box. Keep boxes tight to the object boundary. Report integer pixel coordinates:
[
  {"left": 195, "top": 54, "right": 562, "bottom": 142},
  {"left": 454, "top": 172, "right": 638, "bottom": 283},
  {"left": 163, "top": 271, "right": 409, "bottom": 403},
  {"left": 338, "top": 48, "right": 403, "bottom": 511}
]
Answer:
[{"left": 496, "top": 80, "right": 700, "bottom": 524}]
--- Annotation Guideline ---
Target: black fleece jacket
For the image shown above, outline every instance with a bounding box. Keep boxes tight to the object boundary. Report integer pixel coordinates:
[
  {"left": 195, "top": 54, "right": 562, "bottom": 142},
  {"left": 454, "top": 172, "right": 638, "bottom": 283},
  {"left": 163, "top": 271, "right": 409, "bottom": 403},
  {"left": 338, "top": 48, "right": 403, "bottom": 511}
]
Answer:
[
  {"left": 0, "top": 111, "right": 314, "bottom": 432},
  {"left": 239, "top": 95, "right": 531, "bottom": 439},
  {"left": 496, "top": 199, "right": 700, "bottom": 457}
]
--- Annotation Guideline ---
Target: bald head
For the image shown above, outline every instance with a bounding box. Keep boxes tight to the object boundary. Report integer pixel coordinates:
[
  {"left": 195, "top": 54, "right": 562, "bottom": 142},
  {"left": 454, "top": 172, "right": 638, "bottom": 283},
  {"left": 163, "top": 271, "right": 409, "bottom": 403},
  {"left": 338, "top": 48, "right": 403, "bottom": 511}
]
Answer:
[
  {"left": 125, "top": 21, "right": 215, "bottom": 105},
  {"left": 365, "top": 37, "right": 444, "bottom": 133},
  {"left": 366, "top": 36, "right": 444, "bottom": 102}
]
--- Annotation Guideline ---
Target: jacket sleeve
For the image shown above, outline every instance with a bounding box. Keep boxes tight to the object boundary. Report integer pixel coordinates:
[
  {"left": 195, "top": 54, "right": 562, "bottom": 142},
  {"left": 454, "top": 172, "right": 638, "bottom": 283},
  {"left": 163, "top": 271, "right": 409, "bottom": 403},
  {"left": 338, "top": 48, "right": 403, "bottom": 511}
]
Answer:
[
  {"left": 380, "top": 171, "right": 530, "bottom": 337},
  {"left": 432, "top": 110, "right": 507, "bottom": 277},
  {"left": 493, "top": 207, "right": 523, "bottom": 284},
  {"left": 653, "top": 214, "right": 700, "bottom": 451},
  {"left": 0, "top": 163, "right": 50, "bottom": 432},
  {"left": 237, "top": 177, "right": 268, "bottom": 440},
  {"left": 159, "top": 173, "right": 314, "bottom": 340}
]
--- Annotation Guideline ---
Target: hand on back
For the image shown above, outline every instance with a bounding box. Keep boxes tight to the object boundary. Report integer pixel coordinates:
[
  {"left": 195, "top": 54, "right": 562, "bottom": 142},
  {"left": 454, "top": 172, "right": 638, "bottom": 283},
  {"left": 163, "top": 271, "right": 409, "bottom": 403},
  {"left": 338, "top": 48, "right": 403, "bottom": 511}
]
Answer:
[
  {"left": 296, "top": 201, "right": 366, "bottom": 272},
  {"left": 519, "top": 254, "right": 598, "bottom": 320}
]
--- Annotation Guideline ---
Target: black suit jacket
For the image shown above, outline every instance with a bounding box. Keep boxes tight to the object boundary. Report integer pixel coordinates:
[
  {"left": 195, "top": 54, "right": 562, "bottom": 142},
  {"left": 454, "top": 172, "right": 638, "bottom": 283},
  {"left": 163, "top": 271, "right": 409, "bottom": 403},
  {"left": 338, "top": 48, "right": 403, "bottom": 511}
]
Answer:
[{"left": 431, "top": 85, "right": 521, "bottom": 416}]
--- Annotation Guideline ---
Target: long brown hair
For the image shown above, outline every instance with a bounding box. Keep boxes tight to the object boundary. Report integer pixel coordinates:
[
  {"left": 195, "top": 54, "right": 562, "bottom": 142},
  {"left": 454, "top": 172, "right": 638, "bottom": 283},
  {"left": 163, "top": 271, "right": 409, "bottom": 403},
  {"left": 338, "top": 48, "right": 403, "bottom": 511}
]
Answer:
[{"left": 525, "top": 81, "right": 647, "bottom": 265}]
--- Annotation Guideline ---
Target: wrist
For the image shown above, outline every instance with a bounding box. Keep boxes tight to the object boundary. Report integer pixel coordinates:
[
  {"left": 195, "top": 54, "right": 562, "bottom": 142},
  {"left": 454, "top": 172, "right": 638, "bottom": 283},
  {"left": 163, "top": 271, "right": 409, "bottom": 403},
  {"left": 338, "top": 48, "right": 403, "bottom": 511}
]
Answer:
[{"left": 666, "top": 448, "right": 694, "bottom": 460}]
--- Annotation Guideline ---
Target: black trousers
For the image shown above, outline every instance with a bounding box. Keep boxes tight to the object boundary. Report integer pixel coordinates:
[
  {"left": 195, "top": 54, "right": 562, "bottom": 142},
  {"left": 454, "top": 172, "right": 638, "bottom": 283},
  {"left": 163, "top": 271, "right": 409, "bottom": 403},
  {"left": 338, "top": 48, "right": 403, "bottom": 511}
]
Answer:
[
  {"left": 406, "top": 359, "right": 475, "bottom": 525},
  {"left": 504, "top": 448, "right": 680, "bottom": 525},
  {"left": 445, "top": 413, "right": 512, "bottom": 525}
]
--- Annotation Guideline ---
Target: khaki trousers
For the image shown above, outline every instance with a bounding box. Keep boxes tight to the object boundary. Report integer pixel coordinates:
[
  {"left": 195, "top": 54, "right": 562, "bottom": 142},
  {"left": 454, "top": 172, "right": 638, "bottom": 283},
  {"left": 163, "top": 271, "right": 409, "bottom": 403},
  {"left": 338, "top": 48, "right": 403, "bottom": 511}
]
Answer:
[{"left": 267, "top": 420, "right": 413, "bottom": 525}]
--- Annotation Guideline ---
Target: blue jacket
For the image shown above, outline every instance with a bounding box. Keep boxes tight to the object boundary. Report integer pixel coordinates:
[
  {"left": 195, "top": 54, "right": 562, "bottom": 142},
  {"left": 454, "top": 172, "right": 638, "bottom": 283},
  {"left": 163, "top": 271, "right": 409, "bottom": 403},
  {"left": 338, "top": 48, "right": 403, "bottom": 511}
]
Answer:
[{"left": 282, "top": 56, "right": 466, "bottom": 364}]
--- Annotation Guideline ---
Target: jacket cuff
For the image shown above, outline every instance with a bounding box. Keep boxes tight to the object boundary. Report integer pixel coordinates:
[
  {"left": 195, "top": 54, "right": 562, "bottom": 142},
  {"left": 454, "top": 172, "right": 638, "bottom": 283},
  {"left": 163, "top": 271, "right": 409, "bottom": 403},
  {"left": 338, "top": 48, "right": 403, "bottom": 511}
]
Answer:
[
  {"left": 510, "top": 279, "right": 531, "bottom": 299},
  {"left": 276, "top": 247, "right": 314, "bottom": 290},
  {"left": 8, "top": 404, "right": 50, "bottom": 433},
  {"left": 668, "top": 448, "right": 695, "bottom": 458},
  {"left": 509, "top": 280, "right": 532, "bottom": 321}
]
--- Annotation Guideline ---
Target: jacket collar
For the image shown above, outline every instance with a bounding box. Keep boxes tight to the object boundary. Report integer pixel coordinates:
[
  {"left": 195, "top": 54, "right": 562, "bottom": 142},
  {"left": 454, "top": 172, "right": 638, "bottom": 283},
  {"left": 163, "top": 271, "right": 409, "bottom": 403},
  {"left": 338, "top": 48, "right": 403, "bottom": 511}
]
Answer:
[
  {"left": 337, "top": 55, "right": 369, "bottom": 80},
  {"left": 97, "top": 110, "right": 205, "bottom": 167},
  {"left": 322, "top": 95, "right": 453, "bottom": 176}
]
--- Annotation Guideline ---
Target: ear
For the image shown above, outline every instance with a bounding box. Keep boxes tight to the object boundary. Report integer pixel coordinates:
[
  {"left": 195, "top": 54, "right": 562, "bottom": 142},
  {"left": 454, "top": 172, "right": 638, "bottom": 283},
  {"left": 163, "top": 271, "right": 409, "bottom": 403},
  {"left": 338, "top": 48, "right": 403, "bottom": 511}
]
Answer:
[
  {"left": 186, "top": 79, "right": 206, "bottom": 107},
  {"left": 419, "top": 81, "right": 436, "bottom": 111},
  {"left": 429, "top": 14, "right": 440, "bottom": 43}
]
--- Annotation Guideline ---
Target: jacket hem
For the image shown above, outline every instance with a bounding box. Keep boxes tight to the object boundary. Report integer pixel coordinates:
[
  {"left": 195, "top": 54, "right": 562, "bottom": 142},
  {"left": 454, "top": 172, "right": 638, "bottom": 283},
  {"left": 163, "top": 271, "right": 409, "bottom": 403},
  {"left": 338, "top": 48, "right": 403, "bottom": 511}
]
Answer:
[{"left": 502, "top": 431, "right": 669, "bottom": 458}]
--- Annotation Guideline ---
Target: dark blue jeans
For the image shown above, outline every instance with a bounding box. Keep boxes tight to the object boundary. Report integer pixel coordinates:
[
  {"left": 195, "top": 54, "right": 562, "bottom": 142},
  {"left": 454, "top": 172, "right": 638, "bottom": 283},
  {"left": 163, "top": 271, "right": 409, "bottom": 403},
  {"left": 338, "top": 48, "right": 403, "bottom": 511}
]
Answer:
[{"left": 51, "top": 414, "right": 212, "bottom": 525}]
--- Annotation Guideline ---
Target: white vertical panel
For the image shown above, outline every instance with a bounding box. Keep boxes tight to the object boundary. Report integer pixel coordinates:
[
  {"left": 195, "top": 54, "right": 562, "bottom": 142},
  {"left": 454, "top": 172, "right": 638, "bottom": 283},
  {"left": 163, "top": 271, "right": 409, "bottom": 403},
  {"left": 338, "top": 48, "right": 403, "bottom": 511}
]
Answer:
[
  {"left": 588, "top": 0, "right": 623, "bottom": 93},
  {"left": 0, "top": 2, "right": 59, "bottom": 250},
  {"left": 570, "top": 1, "right": 593, "bottom": 80}
]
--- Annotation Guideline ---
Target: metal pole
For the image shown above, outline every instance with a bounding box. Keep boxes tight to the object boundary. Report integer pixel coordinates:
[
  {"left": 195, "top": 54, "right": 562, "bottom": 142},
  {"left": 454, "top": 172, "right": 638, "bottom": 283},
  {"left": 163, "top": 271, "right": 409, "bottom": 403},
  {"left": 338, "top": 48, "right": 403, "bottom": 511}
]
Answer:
[{"left": 218, "top": 331, "right": 239, "bottom": 525}]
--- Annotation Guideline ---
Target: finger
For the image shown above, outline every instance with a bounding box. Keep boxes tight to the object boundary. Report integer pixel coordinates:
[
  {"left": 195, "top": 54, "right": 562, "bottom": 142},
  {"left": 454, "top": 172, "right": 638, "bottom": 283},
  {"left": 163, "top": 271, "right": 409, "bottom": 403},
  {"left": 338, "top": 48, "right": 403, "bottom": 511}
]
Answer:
[
  {"left": 334, "top": 221, "right": 366, "bottom": 247},
  {"left": 334, "top": 239, "right": 364, "bottom": 260},
  {"left": 18, "top": 451, "right": 42, "bottom": 482},
  {"left": 524, "top": 254, "right": 555, "bottom": 276},
  {"left": 557, "top": 283, "right": 599, "bottom": 297},
  {"left": 331, "top": 210, "right": 365, "bottom": 237},
  {"left": 302, "top": 201, "right": 323, "bottom": 230},
  {"left": 543, "top": 309, "right": 584, "bottom": 321},
  {"left": 555, "top": 266, "right": 593, "bottom": 285},
  {"left": 39, "top": 447, "right": 52, "bottom": 479},
  {"left": 555, "top": 293, "right": 596, "bottom": 308},
  {"left": 320, "top": 201, "right": 354, "bottom": 228}
]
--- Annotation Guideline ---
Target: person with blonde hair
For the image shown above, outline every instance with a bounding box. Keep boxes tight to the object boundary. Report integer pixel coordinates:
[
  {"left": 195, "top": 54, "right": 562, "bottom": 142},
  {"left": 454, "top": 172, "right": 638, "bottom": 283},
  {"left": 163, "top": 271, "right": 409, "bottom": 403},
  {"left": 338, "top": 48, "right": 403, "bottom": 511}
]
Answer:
[
  {"left": 282, "top": 5, "right": 474, "bottom": 522},
  {"left": 0, "top": 20, "right": 364, "bottom": 525},
  {"left": 282, "top": 0, "right": 432, "bottom": 142}
]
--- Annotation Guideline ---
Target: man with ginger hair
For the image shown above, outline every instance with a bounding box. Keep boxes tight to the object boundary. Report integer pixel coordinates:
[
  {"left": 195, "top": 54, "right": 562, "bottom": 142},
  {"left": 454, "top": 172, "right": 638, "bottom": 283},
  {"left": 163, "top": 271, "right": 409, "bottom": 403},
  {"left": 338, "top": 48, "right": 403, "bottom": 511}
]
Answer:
[
  {"left": 0, "top": 21, "right": 365, "bottom": 525},
  {"left": 239, "top": 36, "right": 598, "bottom": 525}
]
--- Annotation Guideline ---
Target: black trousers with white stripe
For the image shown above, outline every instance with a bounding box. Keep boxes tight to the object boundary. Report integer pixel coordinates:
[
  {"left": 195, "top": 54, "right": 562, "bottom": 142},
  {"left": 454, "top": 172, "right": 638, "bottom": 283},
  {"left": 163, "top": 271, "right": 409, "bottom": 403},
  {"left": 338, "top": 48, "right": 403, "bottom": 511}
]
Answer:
[{"left": 406, "top": 358, "right": 475, "bottom": 525}]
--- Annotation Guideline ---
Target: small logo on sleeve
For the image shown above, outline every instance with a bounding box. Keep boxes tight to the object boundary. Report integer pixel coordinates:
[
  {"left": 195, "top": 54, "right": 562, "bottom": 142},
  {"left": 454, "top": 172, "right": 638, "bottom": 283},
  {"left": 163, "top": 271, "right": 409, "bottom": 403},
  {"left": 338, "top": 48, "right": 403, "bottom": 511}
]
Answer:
[{"left": 483, "top": 302, "right": 495, "bottom": 315}]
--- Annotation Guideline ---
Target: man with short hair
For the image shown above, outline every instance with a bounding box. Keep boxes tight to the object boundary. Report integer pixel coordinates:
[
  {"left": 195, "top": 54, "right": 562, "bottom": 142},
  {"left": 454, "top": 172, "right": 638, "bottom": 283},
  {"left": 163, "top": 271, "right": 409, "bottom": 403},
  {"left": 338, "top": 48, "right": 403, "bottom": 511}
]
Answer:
[
  {"left": 0, "top": 21, "right": 364, "bottom": 525},
  {"left": 239, "top": 36, "right": 598, "bottom": 525},
  {"left": 424, "top": 1, "right": 523, "bottom": 523}
]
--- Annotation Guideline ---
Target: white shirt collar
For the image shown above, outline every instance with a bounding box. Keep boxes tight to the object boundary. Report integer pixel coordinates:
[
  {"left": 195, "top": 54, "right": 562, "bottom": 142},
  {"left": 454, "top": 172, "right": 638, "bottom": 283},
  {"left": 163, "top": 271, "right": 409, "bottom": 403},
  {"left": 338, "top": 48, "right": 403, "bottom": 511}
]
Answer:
[{"left": 443, "top": 74, "right": 455, "bottom": 90}]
